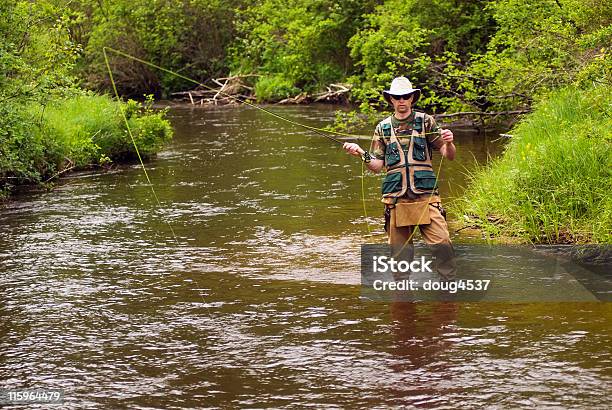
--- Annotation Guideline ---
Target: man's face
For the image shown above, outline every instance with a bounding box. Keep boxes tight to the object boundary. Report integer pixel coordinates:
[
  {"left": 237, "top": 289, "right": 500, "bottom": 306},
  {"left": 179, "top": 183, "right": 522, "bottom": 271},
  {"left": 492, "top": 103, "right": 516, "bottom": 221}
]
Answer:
[{"left": 390, "top": 94, "right": 413, "bottom": 114}]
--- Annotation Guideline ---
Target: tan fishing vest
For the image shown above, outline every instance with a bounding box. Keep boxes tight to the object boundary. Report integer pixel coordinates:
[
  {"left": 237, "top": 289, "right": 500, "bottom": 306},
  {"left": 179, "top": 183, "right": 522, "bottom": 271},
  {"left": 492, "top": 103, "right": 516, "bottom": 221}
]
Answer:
[{"left": 379, "top": 113, "right": 438, "bottom": 204}]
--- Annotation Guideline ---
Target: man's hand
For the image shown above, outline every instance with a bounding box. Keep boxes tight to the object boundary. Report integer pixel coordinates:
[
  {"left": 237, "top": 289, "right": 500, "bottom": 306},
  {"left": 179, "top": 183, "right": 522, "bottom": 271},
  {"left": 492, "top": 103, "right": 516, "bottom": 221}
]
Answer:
[
  {"left": 440, "top": 129, "right": 454, "bottom": 144},
  {"left": 343, "top": 142, "right": 365, "bottom": 157},
  {"left": 439, "top": 129, "right": 456, "bottom": 160}
]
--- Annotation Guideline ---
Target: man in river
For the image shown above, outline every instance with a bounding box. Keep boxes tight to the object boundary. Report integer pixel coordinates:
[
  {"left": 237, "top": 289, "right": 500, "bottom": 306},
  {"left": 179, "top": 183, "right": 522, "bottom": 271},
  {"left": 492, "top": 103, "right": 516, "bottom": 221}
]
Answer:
[{"left": 343, "top": 76, "right": 456, "bottom": 279}]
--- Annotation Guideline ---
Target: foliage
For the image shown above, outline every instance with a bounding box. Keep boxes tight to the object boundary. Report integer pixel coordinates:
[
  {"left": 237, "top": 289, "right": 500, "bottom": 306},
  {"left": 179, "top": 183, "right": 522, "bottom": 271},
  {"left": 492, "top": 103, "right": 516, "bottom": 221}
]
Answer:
[
  {"left": 0, "top": 102, "right": 48, "bottom": 189},
  {"left": 39, "top": 94, "right": 173, "bottom": 163},
  {"left": 347, "top": 0, "right": 497, "bottom": 112},
  {"left": 68, "top": 0, "right": 243, "bottom": 96},
  {"left": 463, "top": 0, "right": 612, "bottom": 112},
  {"left": 253, "top": 75, "right": 301, "bottom": 102},
  {"left": 0, "top": 1, "right": 173, "bottom": 197},
  {"left": 0, "top": 1, "right": 81, "bottom": 101},
  {"left": 0, "top": 0, "right": 81, "bottom": 192},
  {"left": 1, "top": 94, "right": 173, "bottom": 194},
  {"left": 123, "top": 96, "right": 174, "bottom": 159},
  {"left": 229, "top": 0, "right": 377, "bottom": 98},
  {"left": 341, "top": 0, "right": 611, "bottom": 116},
  {"left": 38, "top": 0, "right": 610, "bottom": 111},
  {"left": 456, "top": 86, "right": 612, "bottom": 243}
]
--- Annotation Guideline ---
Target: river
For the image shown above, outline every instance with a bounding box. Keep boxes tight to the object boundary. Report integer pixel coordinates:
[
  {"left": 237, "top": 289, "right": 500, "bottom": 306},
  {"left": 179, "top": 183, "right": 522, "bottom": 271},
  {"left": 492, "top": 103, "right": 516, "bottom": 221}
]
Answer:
[{"left": 0, "top": 105, "right": 610, "bottom": 408}]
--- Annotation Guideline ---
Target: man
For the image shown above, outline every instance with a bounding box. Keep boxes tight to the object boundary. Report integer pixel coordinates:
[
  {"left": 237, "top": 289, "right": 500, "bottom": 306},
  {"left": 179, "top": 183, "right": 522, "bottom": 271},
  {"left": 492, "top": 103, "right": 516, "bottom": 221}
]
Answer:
[{"left": 343, "top": 76, "right": 456, "bottom": 279}]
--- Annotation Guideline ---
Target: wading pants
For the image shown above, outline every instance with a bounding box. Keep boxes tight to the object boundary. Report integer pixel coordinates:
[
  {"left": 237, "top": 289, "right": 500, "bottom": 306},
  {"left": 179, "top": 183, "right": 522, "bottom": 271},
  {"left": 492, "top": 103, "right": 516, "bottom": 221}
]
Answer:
[{"left": 386, "top": 201, "right": 457, "bottom": 280}]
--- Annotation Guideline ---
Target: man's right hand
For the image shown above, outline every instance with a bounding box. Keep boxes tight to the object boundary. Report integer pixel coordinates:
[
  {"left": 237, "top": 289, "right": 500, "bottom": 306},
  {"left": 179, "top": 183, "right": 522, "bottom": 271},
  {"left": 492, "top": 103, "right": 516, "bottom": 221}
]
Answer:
[{"left": 343, "top": 142, "right": 364, "bottom": 157}]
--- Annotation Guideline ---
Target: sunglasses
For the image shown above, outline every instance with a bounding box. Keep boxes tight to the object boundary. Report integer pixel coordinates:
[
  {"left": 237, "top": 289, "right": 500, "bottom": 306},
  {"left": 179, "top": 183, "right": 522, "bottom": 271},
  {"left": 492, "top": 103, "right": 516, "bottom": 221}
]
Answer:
[{"left": 390, "top": 94, "right": 413, "bottom": 101}]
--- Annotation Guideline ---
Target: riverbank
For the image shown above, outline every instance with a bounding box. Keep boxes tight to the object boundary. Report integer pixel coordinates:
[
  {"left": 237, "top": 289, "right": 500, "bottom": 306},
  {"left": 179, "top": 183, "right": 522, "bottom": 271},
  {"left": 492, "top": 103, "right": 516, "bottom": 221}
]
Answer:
[
  {"left": 456, "top": 86, "right": 611, "bottom": 244},
  {"left": 0, "top": 94, "right": 173, "bottom": 199}
]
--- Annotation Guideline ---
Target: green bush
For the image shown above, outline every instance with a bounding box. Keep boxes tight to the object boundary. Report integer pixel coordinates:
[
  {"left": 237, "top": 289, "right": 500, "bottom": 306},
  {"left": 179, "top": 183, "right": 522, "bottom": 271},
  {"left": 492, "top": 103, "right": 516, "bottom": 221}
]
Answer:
[
  {"left": 35, "top": 94, "right": 124, "bottom": 168},
  {"left": 125, "top": 104, "right": 174, "bottom": 159},
  {"left": 72, "top": 0, "right": 242, "bottom": 96},
  {"left": 0, "top": 1, "right": 174, "bottom": 198},
  {"left": 0, "top": 103, "right": 48, "bottom": 186},
  {"left": 230, "top": 0, "right": 375, "bottom": 97},
  {"left": 346, "top": 0, "right": 496, "bottom": 112},
  {"left": 0, "top": 94, "right": 173, "bottom": 195},
  {"left": 254, "top": 75, "right": 301, "bottom": 102},
  {"left": 456, "top": 86, "right": 612, "bottom": 244},
  {"left": 37, "top": 94, "right": 173, "bottom": 163}
]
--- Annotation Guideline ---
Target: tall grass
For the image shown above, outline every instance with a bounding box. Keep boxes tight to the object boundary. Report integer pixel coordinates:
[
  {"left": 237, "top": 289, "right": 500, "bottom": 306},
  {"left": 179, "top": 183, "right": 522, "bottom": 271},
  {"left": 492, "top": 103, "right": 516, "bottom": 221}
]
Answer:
[
  {"left": 456, "top": 86, "right": 611, "bottom": 244},
  {"left": 0, "top": 94, "right": 173, "bottom": 197},
  {"left": 38, "top": 94, "right": 173, "bottom": 165}
]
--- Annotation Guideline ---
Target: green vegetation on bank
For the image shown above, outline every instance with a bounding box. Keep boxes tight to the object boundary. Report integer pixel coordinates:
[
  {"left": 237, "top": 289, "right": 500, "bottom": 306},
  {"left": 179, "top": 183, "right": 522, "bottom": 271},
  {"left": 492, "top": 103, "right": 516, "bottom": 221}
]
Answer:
[
  {"left": 64, "top": 0, "right": 610, "bottom": 113},
  {"left": 457, "top": 86, "right": 611, "bottom": 243},
  {"left": 1, "top": 94, "right": 173, "bottom": 198},
  {"left": 0, "top": 1, "right": 173, "bottom": 198}
]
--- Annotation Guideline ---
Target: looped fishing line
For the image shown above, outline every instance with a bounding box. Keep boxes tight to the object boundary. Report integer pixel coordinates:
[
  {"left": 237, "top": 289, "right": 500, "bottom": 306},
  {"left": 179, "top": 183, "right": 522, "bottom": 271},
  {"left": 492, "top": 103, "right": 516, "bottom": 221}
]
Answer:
[{"left": 102, "top": 47, "right": 448, "bottom": 244}]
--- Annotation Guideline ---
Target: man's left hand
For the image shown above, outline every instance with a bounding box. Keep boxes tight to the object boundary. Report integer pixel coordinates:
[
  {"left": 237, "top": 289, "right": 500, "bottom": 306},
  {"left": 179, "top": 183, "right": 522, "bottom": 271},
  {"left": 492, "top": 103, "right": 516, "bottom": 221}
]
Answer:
[{"left": 440, "top": 129, "right": 454, "bottom": 144}]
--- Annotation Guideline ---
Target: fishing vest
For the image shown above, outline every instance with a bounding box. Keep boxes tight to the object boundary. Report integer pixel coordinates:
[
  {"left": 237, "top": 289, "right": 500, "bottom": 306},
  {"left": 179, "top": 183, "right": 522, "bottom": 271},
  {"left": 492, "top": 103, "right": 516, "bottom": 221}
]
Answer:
[{"left": 379, "top": 112, "right": 438, "bottom": 203}]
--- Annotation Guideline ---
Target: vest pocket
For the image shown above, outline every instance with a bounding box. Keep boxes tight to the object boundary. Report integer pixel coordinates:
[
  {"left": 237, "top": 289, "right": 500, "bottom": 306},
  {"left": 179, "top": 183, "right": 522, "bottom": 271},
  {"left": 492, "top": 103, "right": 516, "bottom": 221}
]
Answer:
[
  {"left": 385, "top": 142, "right": 401, "bottom": 166},
  {"left": 382, "top": 171, "right": 403, "bottom": 194},
  {"left": 414, "top": 169, "right": 437, "bottom": 190},
  {"left": 412, "top": 136, "right": 427, "bottom": 161},
  {"left": 414, "top": 116, "right": 423, "bottom": 132},
  {"left": 382, "top": 123, "right": 392, "bottom": 136}
]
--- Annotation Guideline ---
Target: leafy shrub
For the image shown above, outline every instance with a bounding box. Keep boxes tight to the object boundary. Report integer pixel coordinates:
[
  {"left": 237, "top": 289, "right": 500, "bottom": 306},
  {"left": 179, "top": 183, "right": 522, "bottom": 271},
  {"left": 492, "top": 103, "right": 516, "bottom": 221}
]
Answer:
[
  {"left": 0, "top": 102, "right": 48, "bottom": 185},
  {"left": 254, "top": 75, "right": 301, "bottom": 102},
  {"left": 230, "top": 0, "right": 375, "bottom": 97},
  {"left": 1, "top": 94, "right": 173, "bottom": 195},
  {"left": 40, "top": 94, "right": 173, "bottom": 163},
  {"left": 72, "top": 0, "right": 242, "bottom": 96}
]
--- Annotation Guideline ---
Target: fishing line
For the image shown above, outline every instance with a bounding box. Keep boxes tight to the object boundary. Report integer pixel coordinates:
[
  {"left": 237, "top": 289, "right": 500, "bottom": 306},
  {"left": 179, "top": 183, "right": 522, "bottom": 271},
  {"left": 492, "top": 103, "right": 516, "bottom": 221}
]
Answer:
[
  {"left": 103, "top": 47, "right": 178, "bottom": 242},
  {"left": 392, "top": 153, "right": 446, "bottom": 259},
  {"left": 104, "top": 50, "right": 215, "bottom": 318},
  {"left": 361, "top": 161, "right": 372, "bottom": 235},
  {"left": 102, "top": 47, "right": 448, "bottom": 248},
  {"left": 103, "top": 47, "right": 371, "bottom": 238},
  {"left": 102, "top": 47, "right": 440, "bottom": 143}
]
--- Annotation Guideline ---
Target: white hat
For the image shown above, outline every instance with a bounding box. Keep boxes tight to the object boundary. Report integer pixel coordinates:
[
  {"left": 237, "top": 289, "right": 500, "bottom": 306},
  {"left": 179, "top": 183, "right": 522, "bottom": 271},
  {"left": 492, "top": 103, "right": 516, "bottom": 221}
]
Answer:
[{"left": 383, "top": 76, "right": 421, "bottom": 106}]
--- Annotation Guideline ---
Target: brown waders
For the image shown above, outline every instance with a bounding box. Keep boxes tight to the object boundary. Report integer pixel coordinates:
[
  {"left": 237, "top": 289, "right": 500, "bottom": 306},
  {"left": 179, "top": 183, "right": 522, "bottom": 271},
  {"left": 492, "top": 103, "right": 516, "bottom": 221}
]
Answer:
[{"left": 385, "top": 196, "right": 456, "bottom": 280}]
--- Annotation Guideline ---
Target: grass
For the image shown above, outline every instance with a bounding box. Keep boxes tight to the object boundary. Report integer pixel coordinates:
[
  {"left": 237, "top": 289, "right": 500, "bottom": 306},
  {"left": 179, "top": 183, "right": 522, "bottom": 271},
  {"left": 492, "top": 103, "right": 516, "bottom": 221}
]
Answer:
[
  {"left": 38, "top": 94, "right": 173, "bottom": 164},
  {"left": 0, "top": 93, "right": 173, "bottom": 196},
  {"left": 455, "top": 85, "right": 611, "bottom": 244}
]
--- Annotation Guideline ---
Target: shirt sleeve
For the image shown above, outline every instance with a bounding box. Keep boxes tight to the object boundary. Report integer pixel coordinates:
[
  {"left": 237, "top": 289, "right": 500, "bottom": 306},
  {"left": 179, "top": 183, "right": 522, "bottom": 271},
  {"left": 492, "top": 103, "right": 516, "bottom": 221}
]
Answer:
[
  {"left": 370, "top": 124, "right": 386, "bottom": 161},
  {"left": 425, "top": 114, "right": 444, "bottom": 150}
]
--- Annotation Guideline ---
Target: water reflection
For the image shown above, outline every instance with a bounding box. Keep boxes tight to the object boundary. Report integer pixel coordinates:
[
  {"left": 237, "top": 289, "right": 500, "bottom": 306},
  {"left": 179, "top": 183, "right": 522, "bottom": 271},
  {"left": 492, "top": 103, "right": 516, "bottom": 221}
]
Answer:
[{"left": 390, "top": 302, "right": 458, "bottom": 369}]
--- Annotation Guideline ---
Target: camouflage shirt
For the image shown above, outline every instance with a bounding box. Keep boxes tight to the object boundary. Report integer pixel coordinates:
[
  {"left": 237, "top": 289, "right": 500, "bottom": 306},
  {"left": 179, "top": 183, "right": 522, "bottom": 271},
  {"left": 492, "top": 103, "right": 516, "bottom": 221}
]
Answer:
[{"left": 370, "top": 111, "right": 442, "bottom": 161}]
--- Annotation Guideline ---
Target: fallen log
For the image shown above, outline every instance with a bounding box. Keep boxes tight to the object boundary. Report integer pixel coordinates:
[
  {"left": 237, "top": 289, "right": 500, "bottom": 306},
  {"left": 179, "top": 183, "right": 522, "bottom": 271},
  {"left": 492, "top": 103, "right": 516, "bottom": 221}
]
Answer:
[
  {"left": 171, "top": 74, "right": 258, "bottom": 104},
  {"left": 172, "top": 80, "right": 352, "bottom": 106}
]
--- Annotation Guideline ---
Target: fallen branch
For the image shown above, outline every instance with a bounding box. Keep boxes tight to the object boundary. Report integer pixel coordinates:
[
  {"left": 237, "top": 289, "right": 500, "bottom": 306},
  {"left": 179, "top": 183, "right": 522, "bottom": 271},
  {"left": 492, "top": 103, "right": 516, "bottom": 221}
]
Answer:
[
  {"left": 171, "top": 74, "right": 258, "bottom": 103},
  {"left": 216, "top": 74, "right": 262, "bottom": 81},
  {"left": 43, "top": 162, "right": 106, "bottom": 183},
  {"left": 212, "top": 79, "right": 228, "bottom": 104},
  {"left": 312, "top": 83, "right": 351, "bottom": 103}
]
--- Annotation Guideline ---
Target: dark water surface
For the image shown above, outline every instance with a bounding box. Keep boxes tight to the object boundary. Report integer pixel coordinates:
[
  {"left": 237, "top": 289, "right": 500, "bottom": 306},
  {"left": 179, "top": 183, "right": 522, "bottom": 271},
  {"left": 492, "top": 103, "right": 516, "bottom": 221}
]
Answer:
[{"left": 0, "top": 105, "right": 610, "bottom": 408}]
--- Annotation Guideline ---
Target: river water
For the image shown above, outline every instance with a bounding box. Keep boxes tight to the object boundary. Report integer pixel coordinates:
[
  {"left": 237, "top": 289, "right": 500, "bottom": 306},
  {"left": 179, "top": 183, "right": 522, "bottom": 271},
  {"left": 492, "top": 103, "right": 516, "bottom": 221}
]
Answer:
[{"left": 0, "top": 105, "right": 610, "bottom": 408}]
